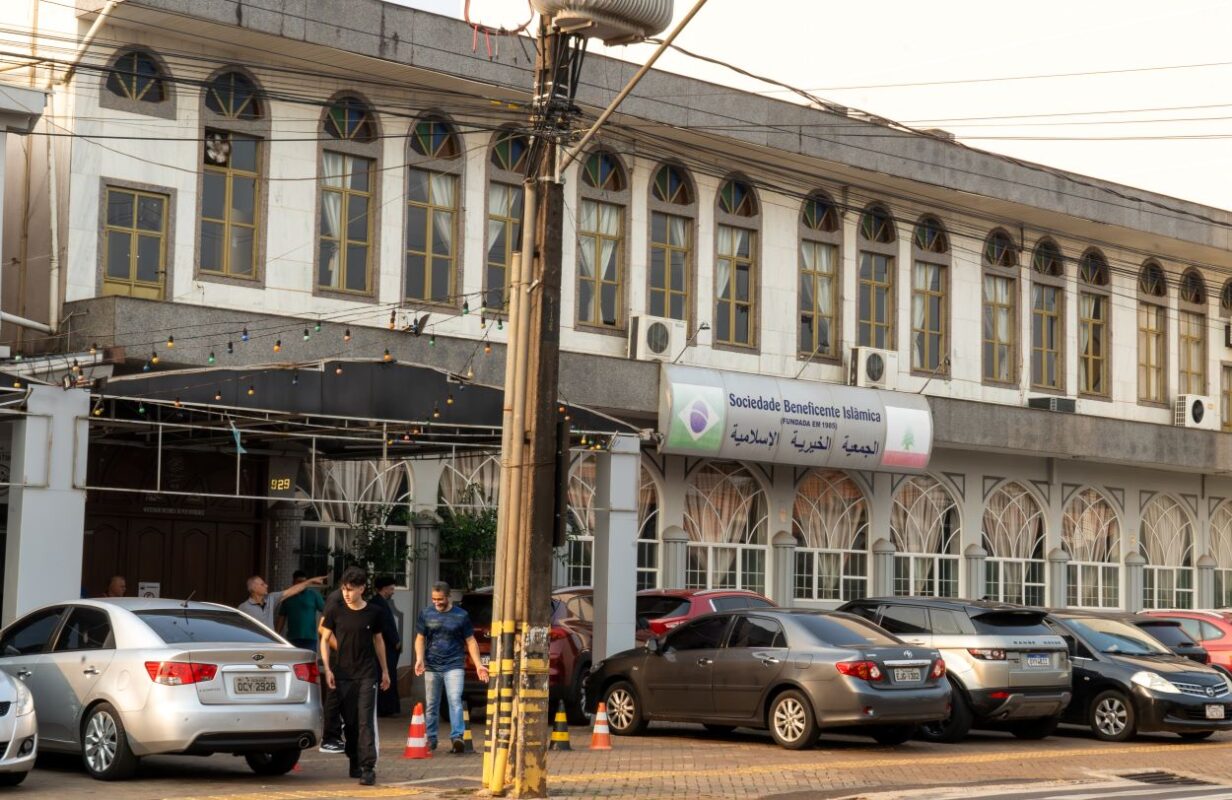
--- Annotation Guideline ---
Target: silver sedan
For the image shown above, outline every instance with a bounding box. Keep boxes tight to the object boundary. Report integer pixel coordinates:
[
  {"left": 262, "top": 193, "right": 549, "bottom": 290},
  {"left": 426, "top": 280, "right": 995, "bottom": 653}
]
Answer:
[
  {"left": 0, "top": 599, "right": 321, "bottom": 780},
  {"left": 0, "top": 669, "right": 38, "bottom": 785}
]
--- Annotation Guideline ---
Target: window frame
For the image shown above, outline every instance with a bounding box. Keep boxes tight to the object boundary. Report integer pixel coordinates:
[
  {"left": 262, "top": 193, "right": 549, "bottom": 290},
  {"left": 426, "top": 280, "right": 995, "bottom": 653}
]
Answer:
[
  {"left": 1077, "top": 248, "right": 1112, "bottom": 400},
  {"left": 576, "top": 150, "right": 630, "bottom": 334},
  {"left": 857, "top": 203, "right": 898, "bottom": 351},
  {"left": 1137, "top": 261, "right": 1169, "bottom": 407},
  {"left": 647, "top": 162, "right": 697, "bottom": 328},
  {"left": 405, "top": 115, "right": 464, "bottom": 309},
  {"left": 1222, "top": 363, "right": 1232, "bottom": 433},
  {"left": 911, "top": 216, "right": 950, "bottom": 376},
  {"left": 100, "top": 47, "right": 175, "bottom": 120},
  {"left": 484, "top": 128, "right": 531, "bottom": 314},
  {"left": 982, "top": 271, "right": 1018, "bottom": 386},
  {"left": 1030, "top": 238, "right": 1066, "bottom": 393},
  {"left": 1178, "top": 269, "right": 1208, "bottom": 397},
  {"left": 797, "top": 192, "right": 842, "bottom": 363},
  {"left": 99, "top": 179, "right": 173, "bottom": 300},
  {"left": 712, "top": 177, "right": 761, "bottom": 351}
]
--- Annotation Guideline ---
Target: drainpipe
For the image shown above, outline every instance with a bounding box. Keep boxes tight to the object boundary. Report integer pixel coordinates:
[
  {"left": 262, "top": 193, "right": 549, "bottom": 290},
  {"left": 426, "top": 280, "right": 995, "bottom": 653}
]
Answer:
[{"left": 45, "top": 0, "right": 119, "bottom": 335}]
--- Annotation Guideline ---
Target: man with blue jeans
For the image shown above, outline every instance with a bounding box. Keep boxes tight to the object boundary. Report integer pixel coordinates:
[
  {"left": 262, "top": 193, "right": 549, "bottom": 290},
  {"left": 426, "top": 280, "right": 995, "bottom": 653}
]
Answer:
[{"left": 414, "top": 581, "right": 487, "bottom": 753}]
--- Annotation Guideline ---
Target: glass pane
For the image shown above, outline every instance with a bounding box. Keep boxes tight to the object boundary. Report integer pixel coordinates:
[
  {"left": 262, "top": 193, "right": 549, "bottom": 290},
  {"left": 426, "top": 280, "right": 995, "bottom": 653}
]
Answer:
[
  {"left": 670, "top": 251, "right": 686, "bottom": 290},
  {"left": 578, "top": 280, "right": 594, "bottom": 323},
  {"left": 431, "top": 258, "right": 451, "bottom": 303},
  {"left": 406, "top": 205, "right": 427, "bottom": 253},
  {"left": 349, "top": 157, "right": 371, "bottom": 192},
  {"left": 202, "top": 173, "right": 226, "bottom": 220},
  {"left": 230, "top": 136, "right": 258, "bottom": 172},
  {"left": 136, "top": 235, "right": 161, "bottom": 282},
  {"left": 346, "top": 245, "right": 368, "bottom": 291},
  {"left": 200, "top": 221, "right": 224, "bottom": 271},
  {"left": 107, "top": 190, "right": 134, "bottom": 227},
  {"left": 669, "top": 293, "right": 684, "bottom": 321},
  {"left": 347, "top": 196, "right": 369, "bottom": 242},
  {"left": 601, "top": 283, "right": 617, "bottom": 326},
  {"left": 229, "top": 226, "right": 253, "bottom": 275},
  {"left": 714, "top": 303, "right": 730, "bottom": 342},
  {"left": 231, "top": 176, "right": 256, "bottom": 225},
  {"left": 136, "top": 195, "right": 163, "bottom": 232},
  {"left": 319, "top": 241, "right": 340, "bottom": 288},
  {"left": 106, "top": 232, "right": 131, "bottom": 279},
  {"left": 649, "top": 289, "right": 665, "bottom": 317},
  {"left": 735, "top": 305, "right": 749, "bottom": 343},
  {"left": 405, "top": 252, "right": 425, "bottom": 298},
  {"left": 649, "top": 247, "right": 665, "bottom": 290},
  {"left": 408, "top": 169, "right": 429, "bottom": 203}
]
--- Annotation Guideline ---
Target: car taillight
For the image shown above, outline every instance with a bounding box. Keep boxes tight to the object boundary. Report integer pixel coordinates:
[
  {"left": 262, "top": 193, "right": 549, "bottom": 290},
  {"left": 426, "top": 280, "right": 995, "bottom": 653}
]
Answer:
[
  {"left": 294, "top": 662, "right": 320, "bottom": 683},
  {"left": 967, "top": 648, "right": 1006, "bottom": 661},
  {"left": 145, "top": 661, "right": 217, "bottom": 685},
  {"left": 662, "top": 619, "right": 685, "bottom": 630},
  {"left": 930, "top": 658, "right": 946, "bottom": 679},
  {"left": 835, "top": 660, "right": 884, "bottom": 682}
]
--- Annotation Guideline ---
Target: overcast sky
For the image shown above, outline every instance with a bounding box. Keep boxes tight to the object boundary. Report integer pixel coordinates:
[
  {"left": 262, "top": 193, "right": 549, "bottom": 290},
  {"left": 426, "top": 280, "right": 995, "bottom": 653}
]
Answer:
[{"left": 394, "top": 1, "right": 1232, "bottom": 211}]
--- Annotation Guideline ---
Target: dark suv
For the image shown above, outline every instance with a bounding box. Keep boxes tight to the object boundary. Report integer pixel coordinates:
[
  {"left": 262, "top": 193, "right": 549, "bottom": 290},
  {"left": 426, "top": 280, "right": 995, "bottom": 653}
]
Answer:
[{"left": 839, "top": 597, "right": 1071, "bottom": 742}]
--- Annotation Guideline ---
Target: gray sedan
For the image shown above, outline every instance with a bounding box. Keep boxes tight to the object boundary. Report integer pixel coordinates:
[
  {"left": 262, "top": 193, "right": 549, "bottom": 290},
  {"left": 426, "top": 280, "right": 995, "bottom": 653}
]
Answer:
[
  {"left": 0, "top": 599, "right": 321, "bottom": 780},
  {"left": 585, "top": 608, "right": 951, "bottom": 749}
]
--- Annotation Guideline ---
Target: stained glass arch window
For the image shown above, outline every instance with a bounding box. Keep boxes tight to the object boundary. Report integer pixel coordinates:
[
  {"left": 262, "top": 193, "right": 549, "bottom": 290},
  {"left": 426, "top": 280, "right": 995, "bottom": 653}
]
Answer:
[
  {"left": 106, "top": 50, "right": 166, "bottom": 103},
  {"left": 204, "top": 71, "right": 262, "bottom": 120}
]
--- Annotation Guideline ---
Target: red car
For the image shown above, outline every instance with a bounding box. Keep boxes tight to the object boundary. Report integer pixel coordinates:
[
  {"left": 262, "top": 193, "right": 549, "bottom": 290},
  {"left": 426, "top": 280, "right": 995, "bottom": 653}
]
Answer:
[
  {"left": 634, "top": 588, "right": 776, "bottom": 637},
  {"left": 1141, "top": 610, "right": 1232, "bottom": 676}
]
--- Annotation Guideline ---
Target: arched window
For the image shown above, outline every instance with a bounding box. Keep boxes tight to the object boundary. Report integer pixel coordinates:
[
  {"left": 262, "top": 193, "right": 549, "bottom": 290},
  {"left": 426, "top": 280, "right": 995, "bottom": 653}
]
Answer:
[
  {"left": 105, "top": 49, "right": 166, "bottom": 103},
  {"left": 983, "top": 229, "right": 1019, "bottom": 384},
  {"left": 577, "top": 151, "right": 628, "bottom": 329},
  {"left": 798, "top": 193, "right": 841, "bottom": 359},
  {"left": 1138, "top": 261, "right": 1167, "bottom": 403},
  {"left": 890, "top": 475, "right": 960, "bottom": 597},
  {"left": 714, "top": 178, "right": 760, "bottom": 347},
  {"left": 559, "top": 455, "right": 661, "bottom": 589},
  {"left": 982, "top": 483, "right": 1045, "bottom": 606},
  {"left": 437, "top": 454, "right": 501, "bottom": 589},
  {"left": 1211, "top": 502, "right": 1232, "bottom": 607},
  {"left": 1062, "top": 488, "right": 1120, "bottom": 608},
  {"left": 1030, "top": 238, "right": 1064, "bottom": 390},
  {"left": 199, "top": 70, "right": 267, "bottom": 281},
  {"left": 912, "top": 216, "right": 949, "bottom": 374},
  {"left": 1078, "top": 249, "right": 1111, "bottom": 397},
  {"left": 858, "top": 204, "right": 897, "bottom": 350},
  {"left": 406, "top": 116, "right": 462, "bottom": 305},
  {"left": 1178, "top": 268, "right": 1208, "bottom": 396},
  {"left": 485, "top": 129, "right": 531, "bottom": 310},
  {"left": 648, "top": 164, "right": 695, "bottom": 323},
  {"left": 1140, "top": 495, "right": 1194, "bottom": 609},
  {"left": 1221, "top": 280, "right": 1232, "bottom": 316},
  {"left": 793, "top": 470, "right": 868, "bottom": 601},
  {"left": 636, "top": 467, "right": 662, "bottom": 590},
  {"left": 983, "top": 230, "right": 1018, "bottom": 268},
  {"left": 318, "top": 96, "right": 378, "bottom": 295},
  {"left": 683, "top": 462, "right": 768, "bottom": 593}
]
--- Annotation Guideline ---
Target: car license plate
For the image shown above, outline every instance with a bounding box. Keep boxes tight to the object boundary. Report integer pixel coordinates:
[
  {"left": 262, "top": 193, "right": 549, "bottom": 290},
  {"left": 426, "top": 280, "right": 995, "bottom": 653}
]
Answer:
[
  {"left": 1206, "top": 704, "right": 1225, "bottom": 720},
  {"left": 1024, "top": 653, "right": 1051, "bottom": 668},
  {"left": 893, "top": 668, "right": 921, "bottom": 683},
  {"left": 234, "top": 675, "right": 277, "bottom": 694},
  {"left": 480, "top": 656, "right": 491, "bottom": 667}
]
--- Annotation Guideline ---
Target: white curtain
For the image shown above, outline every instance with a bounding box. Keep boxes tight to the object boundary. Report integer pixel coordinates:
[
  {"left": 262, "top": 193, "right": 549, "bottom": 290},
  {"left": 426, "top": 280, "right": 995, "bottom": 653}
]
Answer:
[
  {"left": 982, "top": 483, "right": 1044, "bottom": 559},
  {"left": 983, "top": 276, "right": 1012, "bottom": 380},
  {"left": 1211, "top": 504, "right": 1232, "bottom": 568},
  {"left": 430, "top": 173, "right": 456, "bottom": 252},
  {"left": 1062, "top": 489, "right": 1120, "bottom": 563},
  {"left": 912, "top": 263, "right": 929, "bottom": 368},
  {"left": 320, "top": 152, "right": 344, "bottom": 288},
  {"left": 439, "top": 453, "right": 501, "bottom": 511},
  {"left": 684, "top": 464, "right": 767, "bottom": 585},
  {"left": 1140, "top": 496, "right": 1194, "bottom": 566},
  {"left": 715, "top": 226, "right": 733, "bottom": 300},
  {"left": 311, "top": 458, "right": 413, "bottom": 525},
  {"left": 891, "top": 476, "right": 960, "bottom": 555},
  {"left": 793, "top": 470, "right": 867, "bottom": 551}
]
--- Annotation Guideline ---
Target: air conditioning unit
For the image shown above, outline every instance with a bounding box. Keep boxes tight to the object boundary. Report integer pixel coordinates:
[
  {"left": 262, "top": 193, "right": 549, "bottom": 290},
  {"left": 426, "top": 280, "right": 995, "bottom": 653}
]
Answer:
[
  {"left": 628, "top": 315, "right": 687, "bottom": 362},
  {"left": 848, "top": 347, "right": 898, "bottom": 390},
  {"left": 1027, "top": 396, "right": 1076, "bottom": 413},
  {"left": 1174, "top": 394, "right": 1219, "bottom": 431}
]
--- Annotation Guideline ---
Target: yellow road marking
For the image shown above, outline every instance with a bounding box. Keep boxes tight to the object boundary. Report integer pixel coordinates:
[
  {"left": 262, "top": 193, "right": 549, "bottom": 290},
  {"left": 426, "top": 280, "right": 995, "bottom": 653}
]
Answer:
[
  {"left": 164, "top": 788, "right": 423, "bottom": 800},
  {"left": 550, "top": 741, "right": 1232, "bottom": 785}
]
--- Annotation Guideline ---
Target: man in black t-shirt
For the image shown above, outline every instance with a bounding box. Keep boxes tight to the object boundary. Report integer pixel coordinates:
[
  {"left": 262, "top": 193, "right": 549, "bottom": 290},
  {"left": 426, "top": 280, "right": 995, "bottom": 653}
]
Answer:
[{"left": 320, "top": 567, "right": 391, "bottom": 786}]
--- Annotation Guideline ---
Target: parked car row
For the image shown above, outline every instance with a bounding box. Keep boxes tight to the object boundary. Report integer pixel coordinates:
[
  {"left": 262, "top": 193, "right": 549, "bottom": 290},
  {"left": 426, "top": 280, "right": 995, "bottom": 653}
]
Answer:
[{"left": 585, "top": 596, "right": 1232, "bottom": 749}]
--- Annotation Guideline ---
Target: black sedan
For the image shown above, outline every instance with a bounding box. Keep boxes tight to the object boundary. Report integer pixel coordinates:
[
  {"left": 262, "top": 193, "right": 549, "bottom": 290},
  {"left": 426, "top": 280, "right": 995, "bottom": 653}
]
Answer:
[
  {"left": 584, "top": 609, "right": 951, "bottom": 749},
  {"left": 1046, "top": 610, "right": 1232, "bottom": 741}
]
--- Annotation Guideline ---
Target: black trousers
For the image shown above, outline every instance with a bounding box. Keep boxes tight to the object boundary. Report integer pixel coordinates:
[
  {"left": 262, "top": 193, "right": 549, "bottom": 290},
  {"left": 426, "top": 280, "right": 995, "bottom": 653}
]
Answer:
[
  {"left": 377, "top": 645, "right": 400, "bottom": 716},
  {"left": 323, "top": 677, "right": 344, "bottom": 743},
  {"left": 337, "top": 678, "right": 378, "bottom": 772}
]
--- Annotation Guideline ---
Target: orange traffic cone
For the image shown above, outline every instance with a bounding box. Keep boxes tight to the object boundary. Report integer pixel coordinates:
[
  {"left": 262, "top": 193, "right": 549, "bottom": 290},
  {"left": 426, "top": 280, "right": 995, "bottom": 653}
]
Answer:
[
  {"left": 402, "top": 702, "right": 432, "bottom": 759},
  {"left": 549, "top": 700, "right": 571, "bottom": 751},
  {"left": 589, "top": 701, "right": 612, "bottom": 750}
]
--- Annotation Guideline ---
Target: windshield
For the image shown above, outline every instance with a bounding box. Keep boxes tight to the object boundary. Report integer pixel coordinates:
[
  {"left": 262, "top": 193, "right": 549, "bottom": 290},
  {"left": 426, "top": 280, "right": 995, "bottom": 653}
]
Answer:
[
  {"left": 1065, "top": 617, "right": 1172, "bottom": 656},
  {"left": 1136, "top": 622, "right": 1196, "bottom": 648},
  {"left": 795, "top": 614, "right": 899, "bottom": 647},
  {"left": 970, "top": 611, "right": 1052, "bottom": 636},
  {"left": 136, "top": 610, "right": 280, "bottom": 645},
  {"left": 636, "top": 596, "right": 690, "bottom": 620}
]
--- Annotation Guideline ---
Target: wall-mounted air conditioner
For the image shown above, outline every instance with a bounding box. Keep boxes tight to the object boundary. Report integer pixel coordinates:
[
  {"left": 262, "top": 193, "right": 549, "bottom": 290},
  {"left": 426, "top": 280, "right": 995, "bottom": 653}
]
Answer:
[
  {"left": 628, "top": 315, "right": 687, "bottom": 362},
  {"left": 848, "top": 347, "right": 898, "bottom": 391},
  {"left": 1174, "top": 394, "right": 1219, "bottom": 431},
  {"left": 1027, "top": 396, "right": 1076, "bottom": 413}
]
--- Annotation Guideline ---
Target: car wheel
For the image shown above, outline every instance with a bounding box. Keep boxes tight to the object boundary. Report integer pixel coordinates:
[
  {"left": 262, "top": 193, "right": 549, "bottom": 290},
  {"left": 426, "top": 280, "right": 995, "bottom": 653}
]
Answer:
[
  {"left": 0, "top": 772, "right": 27, "bottom": 786},
  {"left": 1178, "top": 730, "right": 1215, "bottom": 741},
  {"left": 604, "top": 681, "right": 647, "bottom": 735},
  {"left": 245, "top": 748, "right": 301, "bottom": 776},
  {"left": 1090, "top": 689, "right": 1135, "bottom": 742},
  {"left": 918, "top": 685, "right": 973, "bottom": 744},
  {"left": 1009, "top": 716, "right": 1059, "bottom": 740},
  {"left": 566, "top": 662, "right": 592, "bottom": 726},
  {"left": 81, "top": 702, "right": 139, "bottom": 781},
  {"left": 870, "top": 725, "right": 915, "bottom": 746},
  {"left": 768, "top": 689, "right": 818, "bottom": 750}
]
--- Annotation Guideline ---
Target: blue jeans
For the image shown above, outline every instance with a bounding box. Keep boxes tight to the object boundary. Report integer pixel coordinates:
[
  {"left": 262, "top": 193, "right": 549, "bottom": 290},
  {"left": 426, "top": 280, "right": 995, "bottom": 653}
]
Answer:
[{"left": 423, "top": 668, "right": 466, "bottom": 743}]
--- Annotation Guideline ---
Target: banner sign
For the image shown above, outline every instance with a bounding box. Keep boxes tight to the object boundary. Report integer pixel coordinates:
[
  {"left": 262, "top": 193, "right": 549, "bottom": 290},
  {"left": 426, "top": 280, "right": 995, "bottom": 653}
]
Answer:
[{"left": 660, "top": 365, "right": 932, "bottom": 472}]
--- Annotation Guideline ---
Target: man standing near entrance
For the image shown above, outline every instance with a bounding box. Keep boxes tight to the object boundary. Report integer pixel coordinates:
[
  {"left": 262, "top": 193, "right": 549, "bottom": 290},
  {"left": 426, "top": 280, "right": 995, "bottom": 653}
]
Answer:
[
  {"left": 370, "top": 576, "right": 402, "bottom": 717},
  {"left": 278, "top": 570, "right": 326, "bottom": 651},
  {"left": 320, "top": 566, "right": 390, "bottom": 787},
  {"left": 237, "top": 573, "right": 326, "bottom": 630},
  {"left": 414, "top": 581, "right": 487, "bottom": 753},
  {"left": 100, "top": 575, "right": 127, "bottom": 598}
]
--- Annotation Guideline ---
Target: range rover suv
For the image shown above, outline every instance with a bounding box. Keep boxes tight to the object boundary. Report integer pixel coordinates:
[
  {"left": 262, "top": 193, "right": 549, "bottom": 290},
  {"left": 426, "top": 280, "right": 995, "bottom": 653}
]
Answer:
[{"left": 839, "top": 597, "right": 1071, "bottom": 742}]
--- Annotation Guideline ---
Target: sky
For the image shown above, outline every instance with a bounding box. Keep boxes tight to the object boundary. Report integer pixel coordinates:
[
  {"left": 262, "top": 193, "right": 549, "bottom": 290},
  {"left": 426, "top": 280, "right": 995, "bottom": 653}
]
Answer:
[{"left": 394, "top": 1, "right": 1232, "bottom": 211}]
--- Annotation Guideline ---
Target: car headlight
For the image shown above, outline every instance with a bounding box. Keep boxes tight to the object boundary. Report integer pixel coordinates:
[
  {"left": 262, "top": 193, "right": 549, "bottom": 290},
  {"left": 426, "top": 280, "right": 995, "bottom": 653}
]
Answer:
[
  {"left": 13, "top": 680, "right": 33, "bottom": 717},
  {"left": 1131, "top": 671, "right": 1180, "bottom": 694}
]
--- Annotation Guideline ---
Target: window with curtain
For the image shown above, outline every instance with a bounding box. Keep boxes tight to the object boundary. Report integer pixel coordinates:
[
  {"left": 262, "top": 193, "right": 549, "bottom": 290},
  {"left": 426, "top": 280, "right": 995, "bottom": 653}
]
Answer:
[
  {"left": 912, "top": 262, "right": 946, "bottom": 373},
  {"left": 715, "top": 178, "right": 759, "bottom": 347},
  {"left": 406, "top": 117, "right": 460, "bottom": 304},
  {"left": 1179, "top": 269, "right": 1208, "bottom": 396},
  {"left": 792, "top": 470, "right": 868, "bottom": 601},
  {"left": 486, "top": 131, "right": 530, "bottom": 310},
  {"left": 1062, "top": 488, "right": 1121, "bottom": 608},
  {"left": 1211, "top": 503, "right": 1232, "bottom": 607},
  {"left": 982, "top": 483, "right": 1046, "bottom": 606},
  {"left": 1135, "top": 262, "right": 1166, "bottom": 403},
  {"left": 798, "top": 194, "right": 840, "bottom": 358},
  {"left": 983, "top": 275, "right": 1015, "bottom": 382},
  {"left": 858, "top": 205, "right": 896, "bottom": 349},
  {"left": 200, "top": 71, "right": 264, "bottom": 280},
  {"left": 318, "top": 152, "right": 373, "bottom": 293},
  {"left": 1222, "top": 280, "right": 1232, "bottom": 316},
  {"left": 649, "top": 164, "right": 694, "bottom": 323},
  {"left": 637, "top": 467, "right": 662, "bottom": 590},
  {"left": 1140, "top": 495, "right": 1194, "bottom": 609},
  {"left": 682, "top": 462, "right": 768, "bottom": 594},
  {"left": 1031, "top": 239, "right": 1064, "bottom": 389},
  {"left": 577, "top": 152, "right": 627, "bottom": 329},
  {"left": 437, "top": 454, "right": 501, "bottom": 589},
  {"left": 1078, "top": 250, "right": 1111, "bottom": 396},
  {"left": 890, "top": 475, "right": 960, "bottom": 598},
  {"left": 103, "top": 187, "right": 167, "bottom": 299}
]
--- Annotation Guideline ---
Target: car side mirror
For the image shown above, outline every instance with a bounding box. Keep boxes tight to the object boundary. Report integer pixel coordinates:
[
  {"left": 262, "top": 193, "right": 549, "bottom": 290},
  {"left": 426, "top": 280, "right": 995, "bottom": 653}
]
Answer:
[{"left": 646, "top": 636, "right": 661, "bottom": 654}]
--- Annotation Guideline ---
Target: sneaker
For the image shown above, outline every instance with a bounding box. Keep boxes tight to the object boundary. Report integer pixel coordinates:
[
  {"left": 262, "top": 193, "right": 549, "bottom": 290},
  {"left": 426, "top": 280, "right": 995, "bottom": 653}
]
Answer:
[
  {"left": 451, "top": 738, "right": 465, "bottom": 754},
  {"left": 319, "top": 740, "right": 345, "bottom": 754},
  {"left": 428, "top": 739, "right": 438, "bottom": 751},
  {"left": 359, "top": 770, "right": 375, "bottom": 786}
]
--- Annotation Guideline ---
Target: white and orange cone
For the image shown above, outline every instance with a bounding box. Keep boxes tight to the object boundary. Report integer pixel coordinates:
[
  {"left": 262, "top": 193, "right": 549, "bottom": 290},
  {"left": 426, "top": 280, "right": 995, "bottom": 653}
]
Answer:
[
  {"left": 589, "top": 701, "right": 612, "bottom": 750},
  {"left": 402, "top": 702, "right": 432, "bottom": 759}
]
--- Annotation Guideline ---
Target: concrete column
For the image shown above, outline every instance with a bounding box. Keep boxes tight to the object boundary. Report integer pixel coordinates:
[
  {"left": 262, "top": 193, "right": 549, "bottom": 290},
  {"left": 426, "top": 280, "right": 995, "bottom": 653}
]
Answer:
[
  {"left": 660, "top": 526, "right": 689, "bottom": 589},
  {"left": 1047, "top": 547, "right": 1070, "bottom": 608},
  {"left": 1197, "top": 555, "right": 1217, "bottom": 610},
  {"left": 964, "top": 544, "right": 988, "bottom": 599},
  {"left": 871, "top": 537, "right": 896, "bottom": 596},
  {"left": 1124, "top": 553, "right": 1146, "bottom": 612},
  {"left": 268, "top": 501, "right": 306, "bottom": 589},
  {"left": 593, "top": 433, "right": 640, "bottom": 662},
  {"left": 3, "top": 386, "right": 90, "bottom": 625},
  {"left": 410, "top": 513, "right": 440, "bottom": 623},
  {"left": 770, "top": 531, "right": 796, "bottom": 607}
]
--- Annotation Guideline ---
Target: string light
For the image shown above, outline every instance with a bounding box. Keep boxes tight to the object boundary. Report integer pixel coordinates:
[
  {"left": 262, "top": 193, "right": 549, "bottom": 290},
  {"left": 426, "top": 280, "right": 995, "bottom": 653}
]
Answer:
[
  {"left": 12, "top": 354, "right": 20, "bottom": 362},
  {"left": 137, "top": 402, "right": 145, "bottom": 414},
  {"left": 314, "top": 320, "right": 322, "bottom": 333},
  {"left": 208, "top": 351, "right": 216, "bottom": 365},
  {"left": 150, "top": 351, "right": 159, "bottom": 365},
  {"left": 389, "top": 310, "right": 397, "bottom": 330},
  {"left": 462, "top": 300, "right": 470, "bottom": 315},
  {"left": 484, "top": 342, "right": 492, "bottom": 355},
  {"left": 92, "top": 402, "right": 103, "bottom": 417},
  {"left": 401, "top": 431, "right": 412, "bottom": 443},
  {"left": 70, "top": 359, "right": 81, "bottom": 375},
  {"left": 303, "top": 328, "right": 311, "bottom": 341},
  {"left": 335, "top": 365, "right": 343, "bottom": 375},
  {"left": 89, "top": 343, "right": 98, "bottom": 355},
  {"left": 166, "top": 335, "right": 175, "bottom": 349},
  {"left": 142, "top": 360, "right": 151, "bottom": 372},
  {"left": 246, "top": 385, "right": 255, "bottom": 396},
  {"left": 497, "top": 318, "right": 503, "bottom": 331},
  {"left": 466, "top": 366, "right": 474, "bottom": 380},
  {"left": 273, "top": 339, "right": 282, "bottom": 353},
  {"left": 383, "top": 349, "right": 392, "bottom": 362},
  {"left": 446, "top": 393, "right": 454, "bottom": 405},
  {"left": 344, "top": 328, "right": 352, "bottom": 343},
  {"left": 480, "top": 314, "right": 486, "bottom": 329},
  {"left": 291, "top": 371, "right": 299, "bottom": 385},
  {"left": 214, "top": 389, "right": 222, "bottom": 401},
  {"left": 173, "top": 397, "right": 182, "bottom": 408},
  {"left": 432, "top": 403, "right": 441, "bottom": 419},
  {"left": 227, "top": 341, "right": 234, "bottom": 355},
  {"left": 11, "top": 379, "right": 20, "bottom": 389},
  {"left": 580, "top": 434, "right": 589, "bottom": 446},
  {"left": 241, "top": 327, "right": 249, "bottom": 342},
  {"left": 558, "top": 404, "right": 566, "bottom": 414},
  {"left": 429, "top": 334, "right": 436, "bottom": 346}
]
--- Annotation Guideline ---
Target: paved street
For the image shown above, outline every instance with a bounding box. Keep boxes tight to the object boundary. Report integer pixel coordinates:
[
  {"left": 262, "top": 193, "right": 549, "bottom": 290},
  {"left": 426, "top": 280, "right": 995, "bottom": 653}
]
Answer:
[{"left": 23, "top": 718, "right": 1232, "bottom": 800}]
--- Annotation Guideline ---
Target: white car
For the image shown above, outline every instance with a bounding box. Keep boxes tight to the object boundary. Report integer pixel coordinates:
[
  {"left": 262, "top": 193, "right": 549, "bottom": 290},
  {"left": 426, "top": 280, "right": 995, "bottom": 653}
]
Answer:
[{"left": 0, "top": 668, "right": 37, "bottom": 786}]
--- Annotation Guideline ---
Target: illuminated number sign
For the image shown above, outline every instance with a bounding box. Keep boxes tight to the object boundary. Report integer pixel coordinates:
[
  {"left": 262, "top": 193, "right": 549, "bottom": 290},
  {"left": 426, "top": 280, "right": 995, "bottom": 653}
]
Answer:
[{"left": 266, "top": 457, "right": 299, "bottom": 499}]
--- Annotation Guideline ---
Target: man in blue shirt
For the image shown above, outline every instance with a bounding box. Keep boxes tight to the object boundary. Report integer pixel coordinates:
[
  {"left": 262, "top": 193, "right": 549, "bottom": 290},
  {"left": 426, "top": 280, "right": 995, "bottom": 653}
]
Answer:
[{"left": 414, "top": 581, "right": 487, "bottom": 753}]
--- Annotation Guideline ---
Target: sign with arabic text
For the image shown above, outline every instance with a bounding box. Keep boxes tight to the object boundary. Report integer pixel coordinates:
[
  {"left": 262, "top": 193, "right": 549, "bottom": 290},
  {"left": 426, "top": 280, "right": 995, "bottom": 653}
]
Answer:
[{"left": 660, "top": 365, "right": 932, "bottom": 472}]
